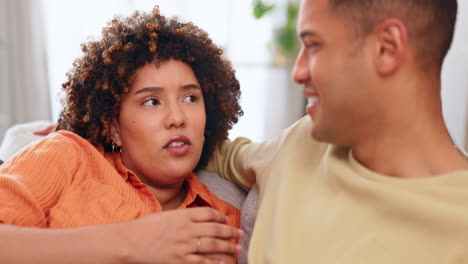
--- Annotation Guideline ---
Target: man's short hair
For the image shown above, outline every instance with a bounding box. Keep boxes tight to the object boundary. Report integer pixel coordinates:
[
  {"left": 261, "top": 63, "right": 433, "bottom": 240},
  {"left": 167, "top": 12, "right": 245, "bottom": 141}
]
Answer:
[{"left": 329, "top": 0, "right": 458, "bottom": 66}]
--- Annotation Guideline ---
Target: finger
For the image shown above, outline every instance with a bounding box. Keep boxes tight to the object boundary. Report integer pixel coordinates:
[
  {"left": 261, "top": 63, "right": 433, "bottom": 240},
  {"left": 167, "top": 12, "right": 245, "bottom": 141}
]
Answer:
[
  {"left": 199, "top": 254, "right": 237, "bottom": 264},
  {"left": 193, "top": 223, "right": 242, "bottom": 240},
  {"left": 33, "top": 124, "right": 57, "bottom": 135},
  {"left": 185, "top": 254, "right": 225, "bottom": 264},
  {"left": 196, "top": 237, "right": 241, "bottom": 255},
  {"left": 186, "top": 207, "right": 229, "bottom": 224}
]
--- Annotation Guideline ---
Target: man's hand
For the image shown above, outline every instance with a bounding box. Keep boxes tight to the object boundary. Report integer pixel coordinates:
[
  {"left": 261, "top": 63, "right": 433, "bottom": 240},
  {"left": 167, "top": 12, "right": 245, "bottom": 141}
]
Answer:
[
  {"left": 111, "top": 207, "right": 242, "bottom": 264},
  {"left": 33, "top": 124, "right": 57, "bottom": 136}
]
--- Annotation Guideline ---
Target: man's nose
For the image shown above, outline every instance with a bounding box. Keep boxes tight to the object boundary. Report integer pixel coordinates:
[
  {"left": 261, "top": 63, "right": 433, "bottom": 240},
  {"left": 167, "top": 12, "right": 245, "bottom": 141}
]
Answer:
[{"left": 292, "top": 48, "right": 309, "bottom": 84}]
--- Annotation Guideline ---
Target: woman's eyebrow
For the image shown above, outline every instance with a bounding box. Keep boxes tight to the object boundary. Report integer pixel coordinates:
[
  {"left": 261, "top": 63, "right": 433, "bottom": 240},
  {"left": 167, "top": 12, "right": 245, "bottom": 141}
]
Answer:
[
  {"left": 134, "top": 86, "right": 163, "bottom": 95},
  {"left": 181, "top": 84, "right": 201, "bottom": 91},
  {"left": 134, "top": 84, "right": 200, "bottom": 95}
]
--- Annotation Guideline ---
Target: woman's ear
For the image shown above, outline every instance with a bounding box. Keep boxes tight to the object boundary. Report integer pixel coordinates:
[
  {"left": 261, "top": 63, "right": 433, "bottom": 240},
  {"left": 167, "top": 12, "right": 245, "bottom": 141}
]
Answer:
[
  {"left": 372, "top": 18, "right": 408, "bottom": 76},
  {"left": 110, "top": 118, "right": 122, "bottom": 146}
]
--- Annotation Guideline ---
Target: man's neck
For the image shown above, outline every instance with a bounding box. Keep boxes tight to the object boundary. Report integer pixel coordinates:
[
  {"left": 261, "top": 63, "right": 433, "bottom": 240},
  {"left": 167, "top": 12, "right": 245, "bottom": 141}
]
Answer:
[
  {"left": 353, "top": 130, "right": 467, "bottom": 178},
  {"left": 351, "top": 81, "right": 468, "bottom": 178}
]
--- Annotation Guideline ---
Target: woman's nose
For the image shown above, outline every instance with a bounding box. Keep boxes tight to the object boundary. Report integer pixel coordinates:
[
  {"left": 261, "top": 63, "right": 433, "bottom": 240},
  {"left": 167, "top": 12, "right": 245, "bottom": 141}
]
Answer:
[{"left": 164, "top": 103, "right": 186, "bottom": 129}]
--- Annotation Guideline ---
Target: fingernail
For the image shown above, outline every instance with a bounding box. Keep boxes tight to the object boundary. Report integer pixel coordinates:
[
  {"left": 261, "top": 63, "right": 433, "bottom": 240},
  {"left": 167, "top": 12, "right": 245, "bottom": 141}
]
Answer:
[
  {"left": 225, "top": 216, "right": 229, "bottom": 222},
  {"left": 236, "top": 245, "right": 242, "bottom": 253},
  {"left": 238, "top": 229, "right": 244, "bottom": 237}
]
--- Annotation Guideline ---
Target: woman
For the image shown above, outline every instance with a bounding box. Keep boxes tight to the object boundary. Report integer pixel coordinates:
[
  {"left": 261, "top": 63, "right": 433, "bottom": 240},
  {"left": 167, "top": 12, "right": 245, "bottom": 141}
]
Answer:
[{"left": 0, "top": 7, "right": 243, "bottom": 264}]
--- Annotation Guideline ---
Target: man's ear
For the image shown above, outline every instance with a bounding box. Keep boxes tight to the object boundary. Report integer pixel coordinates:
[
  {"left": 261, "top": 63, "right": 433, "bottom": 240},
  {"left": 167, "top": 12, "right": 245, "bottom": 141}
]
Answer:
[
  {"left": 110, "top": 118, "right": 122, "bottom": 146},
  {"left": 372, "top": 18, "right": 407, "bottom": 76}
]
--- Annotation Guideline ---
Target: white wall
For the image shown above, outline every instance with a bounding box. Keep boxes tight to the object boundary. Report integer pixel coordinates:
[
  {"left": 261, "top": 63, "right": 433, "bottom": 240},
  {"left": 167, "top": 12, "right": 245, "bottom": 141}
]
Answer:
[{"left": 442, "top": 0, "right": 468, "bottom": 148}]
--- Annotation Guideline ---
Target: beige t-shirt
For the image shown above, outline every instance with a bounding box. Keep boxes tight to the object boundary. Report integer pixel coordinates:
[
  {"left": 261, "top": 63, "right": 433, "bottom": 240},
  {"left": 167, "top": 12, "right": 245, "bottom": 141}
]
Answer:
[{"left": 208, "top": 116, "right": 468, "bottom": 264}]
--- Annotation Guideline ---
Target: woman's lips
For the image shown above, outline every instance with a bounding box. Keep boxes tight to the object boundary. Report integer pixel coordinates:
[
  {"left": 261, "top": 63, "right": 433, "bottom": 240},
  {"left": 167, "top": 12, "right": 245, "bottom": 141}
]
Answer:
[{"left": 164, "top": 136, "right": 191, "bottom": 157}]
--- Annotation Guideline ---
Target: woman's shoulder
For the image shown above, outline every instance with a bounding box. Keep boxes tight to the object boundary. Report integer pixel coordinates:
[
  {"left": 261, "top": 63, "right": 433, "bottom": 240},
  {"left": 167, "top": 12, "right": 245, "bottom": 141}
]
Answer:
[
  {"left": 9, "top": 130, "right": 97, "bottom": 164},
  {"left": 39, "top": 130, "right": 96, "bottom": 151},
  {"left": 48, "top": 130, "right": 86, "bottom": 143}
]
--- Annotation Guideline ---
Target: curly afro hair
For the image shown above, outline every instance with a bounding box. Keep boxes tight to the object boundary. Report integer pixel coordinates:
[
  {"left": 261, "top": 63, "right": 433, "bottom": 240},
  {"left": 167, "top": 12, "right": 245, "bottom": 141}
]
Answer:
[{"left": 57, "top": 6, "right": 243, "bottom": 170}]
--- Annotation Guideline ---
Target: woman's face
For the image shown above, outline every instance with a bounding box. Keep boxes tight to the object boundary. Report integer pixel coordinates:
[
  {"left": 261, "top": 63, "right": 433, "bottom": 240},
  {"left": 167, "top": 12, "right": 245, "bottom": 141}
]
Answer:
[{"left": 111, "top": 59, "right": 206, "bottom": 186}]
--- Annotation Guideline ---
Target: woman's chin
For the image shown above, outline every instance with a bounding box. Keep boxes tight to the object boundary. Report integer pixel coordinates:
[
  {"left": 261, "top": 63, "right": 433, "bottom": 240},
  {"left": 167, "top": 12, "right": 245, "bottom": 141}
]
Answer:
[
  {"left": 153, "top": 170, "right": 193, "bottom": 185},
  {"left": 140, "top": 162, "right": 197, "bottom": 186}
]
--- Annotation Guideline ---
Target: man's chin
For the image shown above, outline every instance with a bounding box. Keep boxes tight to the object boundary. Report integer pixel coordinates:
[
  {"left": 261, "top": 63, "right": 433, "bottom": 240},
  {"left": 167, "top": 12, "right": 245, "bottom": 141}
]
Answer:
[
  {"left": 310, "top": 122, "right": 335, "bottom": 144},
  {"left": 311, "top": 127, "right": 352, "bottom": 147},
  {"left": 310, "top": 122, "right": 324, "bottom": 142}
]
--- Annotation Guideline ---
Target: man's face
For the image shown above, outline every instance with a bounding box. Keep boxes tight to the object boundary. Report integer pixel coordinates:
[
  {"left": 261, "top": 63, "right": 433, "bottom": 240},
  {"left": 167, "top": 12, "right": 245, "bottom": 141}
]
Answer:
[{"left": 293, "top": 0, "right": 375, "bottom": 146}]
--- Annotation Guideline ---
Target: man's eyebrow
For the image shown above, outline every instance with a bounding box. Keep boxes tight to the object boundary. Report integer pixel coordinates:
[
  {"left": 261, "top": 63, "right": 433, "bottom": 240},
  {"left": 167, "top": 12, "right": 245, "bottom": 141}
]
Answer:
[
  {"left": 299, "top": 31, "right": 319, "bottom": 39},
  {"left": 134, "top": 86, "right": 163, "bottom": 95}
]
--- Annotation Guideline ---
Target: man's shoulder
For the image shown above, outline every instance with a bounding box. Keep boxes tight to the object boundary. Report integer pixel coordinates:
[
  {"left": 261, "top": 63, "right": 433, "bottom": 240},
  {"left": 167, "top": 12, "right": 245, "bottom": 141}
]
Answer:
[{"left": 275, "top": 116, "right": 328, "bottom": 152}]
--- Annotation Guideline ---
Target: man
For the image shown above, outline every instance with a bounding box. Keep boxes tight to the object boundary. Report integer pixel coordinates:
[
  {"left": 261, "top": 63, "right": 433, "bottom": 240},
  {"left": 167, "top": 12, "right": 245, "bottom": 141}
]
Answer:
[{"left": 207, "top": 0, "right": 468, "bottom": 263}]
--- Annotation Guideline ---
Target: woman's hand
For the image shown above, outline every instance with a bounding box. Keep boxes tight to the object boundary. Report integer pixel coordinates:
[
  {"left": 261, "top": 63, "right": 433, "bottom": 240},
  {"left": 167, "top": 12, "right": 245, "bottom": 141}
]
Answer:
[
  {"left": 112, "top": 207, "right": 242, "bottom": 264},
  {"left": 201, "top": 253, "right": 238, "bottom": 264},
  {"left": 0, "top": 207, "right": 241, "bottom": 264}
]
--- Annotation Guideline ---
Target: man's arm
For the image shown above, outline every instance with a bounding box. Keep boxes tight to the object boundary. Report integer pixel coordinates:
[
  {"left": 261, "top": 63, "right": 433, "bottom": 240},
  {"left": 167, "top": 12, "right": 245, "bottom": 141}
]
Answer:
[{"left": 206, "top": 118, "right": 302, "bottom": 191}]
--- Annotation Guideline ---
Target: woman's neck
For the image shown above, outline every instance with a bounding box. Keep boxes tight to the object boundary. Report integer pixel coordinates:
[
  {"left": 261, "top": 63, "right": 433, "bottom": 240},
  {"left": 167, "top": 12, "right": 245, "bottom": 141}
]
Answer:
[{"left": 147, "top": 182, "right": 187, "bottom": 211}]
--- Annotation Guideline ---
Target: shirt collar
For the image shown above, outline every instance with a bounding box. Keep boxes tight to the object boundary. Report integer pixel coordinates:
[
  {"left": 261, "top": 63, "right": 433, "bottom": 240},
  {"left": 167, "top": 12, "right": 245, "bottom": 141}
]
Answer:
[
  {"left": 106, "top": 151, "right": 215, "bottom": 208},
  {"left": 179, "top": 173, "right": 215, "bottom": 209},
  {"left": 103, "top": 151, "right": 135, "bottom": 181}
]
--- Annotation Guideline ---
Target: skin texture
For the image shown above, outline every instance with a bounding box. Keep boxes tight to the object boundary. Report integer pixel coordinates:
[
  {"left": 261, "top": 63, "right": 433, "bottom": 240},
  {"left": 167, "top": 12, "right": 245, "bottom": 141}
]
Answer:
[{"left": 111, "top": 59, "right": 206, "bottom": 210}]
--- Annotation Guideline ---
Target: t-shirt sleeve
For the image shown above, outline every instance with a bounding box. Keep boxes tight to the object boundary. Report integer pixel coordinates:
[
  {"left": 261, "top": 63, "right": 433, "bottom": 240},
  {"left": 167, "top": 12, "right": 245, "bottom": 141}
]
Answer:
[
  {"left": 0, "top": 132, "right": 78, "bottom": 227},
  {"left": 205, "top": 118, "right": 303, "bottom": 191}
]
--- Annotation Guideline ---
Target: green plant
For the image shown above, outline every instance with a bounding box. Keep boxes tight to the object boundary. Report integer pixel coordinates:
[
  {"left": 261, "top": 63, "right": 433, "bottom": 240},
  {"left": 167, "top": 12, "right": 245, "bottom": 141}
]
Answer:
[
  {"left": 276, "top": 3, "right": 298, "bottom": 54},
  {"left": 252, "top": 0, "right": 275, "bottom": 19},
  {"left": 252, "top": 0, "right": 299, "bottom": 55}
]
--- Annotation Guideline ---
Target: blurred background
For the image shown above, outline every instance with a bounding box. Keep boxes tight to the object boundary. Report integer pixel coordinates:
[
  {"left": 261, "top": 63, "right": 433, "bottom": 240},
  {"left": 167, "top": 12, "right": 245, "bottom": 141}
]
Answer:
[{"left": 0, "top": 0, "right": 467, "bottom": 150}]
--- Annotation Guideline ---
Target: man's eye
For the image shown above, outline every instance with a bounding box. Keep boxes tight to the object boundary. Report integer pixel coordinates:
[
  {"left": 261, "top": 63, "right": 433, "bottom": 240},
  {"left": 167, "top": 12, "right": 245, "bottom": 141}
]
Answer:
[
  {"left": 305, "top": 42, "right": 319, "bottom": 49},
  {"left": 183, "top": 95, "right": 197, "bottom": 103},
  {"left": 143, "top": 98, "right": 160, "bottom": 106}
]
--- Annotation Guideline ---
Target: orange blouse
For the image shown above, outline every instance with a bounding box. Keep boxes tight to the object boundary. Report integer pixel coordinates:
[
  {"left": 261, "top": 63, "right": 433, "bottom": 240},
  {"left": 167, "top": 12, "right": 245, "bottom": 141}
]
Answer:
[{"left": 0, "top": 131, "right": 239, "bottom": 230}]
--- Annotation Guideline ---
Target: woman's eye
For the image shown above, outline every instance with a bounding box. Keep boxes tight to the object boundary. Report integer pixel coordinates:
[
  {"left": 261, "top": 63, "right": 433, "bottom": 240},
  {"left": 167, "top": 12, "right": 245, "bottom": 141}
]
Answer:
[
  {"left": 183, "top": 95, "right": 197, "bottom": 103},
  {"left": 143, "top": 98, "right": 160, "bottom": 106}
]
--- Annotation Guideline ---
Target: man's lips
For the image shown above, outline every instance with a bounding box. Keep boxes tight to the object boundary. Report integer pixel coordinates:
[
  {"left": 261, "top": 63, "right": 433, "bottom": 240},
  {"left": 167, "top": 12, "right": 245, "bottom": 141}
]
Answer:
[
  {"left": 304, "top": 88, "right": 318, "bottom": 98},
  {"left": 304, "top": 88, "right": 319, "bottom": 116}
]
